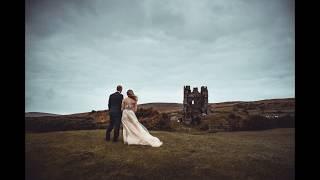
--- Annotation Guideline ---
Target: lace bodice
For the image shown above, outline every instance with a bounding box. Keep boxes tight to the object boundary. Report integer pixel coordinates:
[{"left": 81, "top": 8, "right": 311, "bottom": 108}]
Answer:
[
  {"left": 122, "top": 97, "right": 137, "bottom": 111},
  {"left": 124, "top": 104, "right": 134, "bottom": 110}
]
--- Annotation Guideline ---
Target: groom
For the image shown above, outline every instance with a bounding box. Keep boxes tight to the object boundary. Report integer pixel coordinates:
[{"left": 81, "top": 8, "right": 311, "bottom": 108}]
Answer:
[{"left": 106, "top": 85, "right": 124, "bottom": 142}]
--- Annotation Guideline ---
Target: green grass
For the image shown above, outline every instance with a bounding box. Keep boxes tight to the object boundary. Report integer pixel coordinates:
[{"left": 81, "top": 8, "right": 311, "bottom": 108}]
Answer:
[{"left": 26, "top": 128, "right": 294, "bottom": 180}]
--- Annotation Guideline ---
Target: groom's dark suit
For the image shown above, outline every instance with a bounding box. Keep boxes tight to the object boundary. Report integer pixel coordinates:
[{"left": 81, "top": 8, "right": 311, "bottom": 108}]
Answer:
[{"left": 106, "top": 91, "right": 123, "bottom": 142}]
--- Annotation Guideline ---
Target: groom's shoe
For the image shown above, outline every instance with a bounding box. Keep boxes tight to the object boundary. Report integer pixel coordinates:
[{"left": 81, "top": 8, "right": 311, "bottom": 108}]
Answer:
[
  {"left": 112, "top": 138, "right": 118, "bottom": 143},
  {"left": 106, "top": 133, "right": 111, "bottom": 141},
  {"left": 114, "top": 129, "right": 120, "bottom": 142}
]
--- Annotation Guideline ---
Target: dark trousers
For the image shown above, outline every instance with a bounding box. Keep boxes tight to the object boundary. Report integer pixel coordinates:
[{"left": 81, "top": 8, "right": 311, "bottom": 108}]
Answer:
[{"left": 106, "top": 112, "right": 122, "bottom": 141}]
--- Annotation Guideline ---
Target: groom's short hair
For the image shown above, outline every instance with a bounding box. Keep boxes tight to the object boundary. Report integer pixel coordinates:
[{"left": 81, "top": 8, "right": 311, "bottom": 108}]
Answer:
[{"left": 117, "top": 85, "right": 122, "bottom": 92}]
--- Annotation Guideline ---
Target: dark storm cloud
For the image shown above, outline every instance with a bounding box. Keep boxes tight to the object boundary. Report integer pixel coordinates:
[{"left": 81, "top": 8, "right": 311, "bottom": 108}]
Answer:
[{"left": 26, "top": 0, "right": 294, "bottom": 114}]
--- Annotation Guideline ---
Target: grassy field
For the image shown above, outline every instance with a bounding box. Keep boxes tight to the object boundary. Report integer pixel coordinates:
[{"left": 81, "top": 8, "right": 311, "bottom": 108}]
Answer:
[{"left": 26, "top": 128, "right": 294, "bottom": 180}]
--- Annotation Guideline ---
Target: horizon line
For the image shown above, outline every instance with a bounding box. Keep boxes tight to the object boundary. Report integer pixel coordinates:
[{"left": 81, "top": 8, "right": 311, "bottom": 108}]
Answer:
[{"left": 25, "top": 97, "right": 295, "bottom": 115}]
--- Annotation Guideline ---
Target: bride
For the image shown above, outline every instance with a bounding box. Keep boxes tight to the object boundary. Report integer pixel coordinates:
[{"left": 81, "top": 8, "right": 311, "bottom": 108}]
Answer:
[{"left": 121, "top": 89, "right": 163, "bottom": 147}]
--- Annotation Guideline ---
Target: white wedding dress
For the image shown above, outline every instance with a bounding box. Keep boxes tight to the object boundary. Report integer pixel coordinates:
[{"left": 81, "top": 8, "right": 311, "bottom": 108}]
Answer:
[{"left": 121, "top": 100, "right": 163, "bottom": 147}]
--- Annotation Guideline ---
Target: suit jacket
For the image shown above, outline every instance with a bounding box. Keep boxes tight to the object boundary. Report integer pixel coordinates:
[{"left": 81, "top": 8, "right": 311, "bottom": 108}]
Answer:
[{"left": 108, "top": 92, "right": 124, "bottom": 113}]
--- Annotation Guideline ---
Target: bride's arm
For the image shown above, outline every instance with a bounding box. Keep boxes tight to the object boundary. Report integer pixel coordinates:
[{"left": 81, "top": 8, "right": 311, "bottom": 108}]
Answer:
[
  {"left": 121, "top": 99, "right": 125, "bottom": 111},
  {"left": 134, "top": 101, "right": 138, "bottom": 112}
]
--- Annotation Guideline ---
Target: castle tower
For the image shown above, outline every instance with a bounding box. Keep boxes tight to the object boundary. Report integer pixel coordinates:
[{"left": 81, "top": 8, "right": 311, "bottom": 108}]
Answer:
[
  {"left": 183, "top": 85, "right": 209, "bottom": 125},
  {"left": 183, "top": 86, "right": 192, "bottom": 124},
  {"left": 183, "top": 86, "right": 190, "bottom": 105},
  {"left": 201, "top": 86, "right": 208, "bottom": 114},
  {"left": 192, "top": 87, "right": 202, "bottom": 112}
]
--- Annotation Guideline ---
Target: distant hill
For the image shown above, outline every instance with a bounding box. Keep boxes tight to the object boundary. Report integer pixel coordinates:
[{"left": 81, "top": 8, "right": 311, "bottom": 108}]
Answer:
[
  {"left": 25, "top": 112, "right": 60, "bottom": 117},
  {"left": 25, "top": 98, "right": 294, "bottom": 117},
  {"left": 25, "top": 98, "right": 294, "bottom": 133},
  {"left": 138, "top": 98, "right": 294, "bottom": 114},
  {"left": 138, "top": 103, "right": 183, "bottom": 113}
]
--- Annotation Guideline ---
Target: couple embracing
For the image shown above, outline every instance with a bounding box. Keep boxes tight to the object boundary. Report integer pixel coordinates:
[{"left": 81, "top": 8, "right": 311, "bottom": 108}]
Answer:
[{"left": 106, "top": 85, "right": 163, "bottom": 147}]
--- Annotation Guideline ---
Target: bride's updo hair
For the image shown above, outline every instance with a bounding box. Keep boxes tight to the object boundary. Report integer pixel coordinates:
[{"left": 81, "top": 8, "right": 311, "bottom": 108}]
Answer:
[{"left": 127, "top": 89, "right": 138, "bottom": 102}]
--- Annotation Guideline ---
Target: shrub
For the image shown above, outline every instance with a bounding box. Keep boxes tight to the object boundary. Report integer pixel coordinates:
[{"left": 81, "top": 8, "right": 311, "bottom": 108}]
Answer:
[
  {"left": 136, "top": 107, "right": 159, "bottom": 119},
  {"left": 242, "top": 115, "right": 277, "bottom": 131},
  {"left": 228, "top": 113, "right": 236, "bottom": 119},
  {"left": 25, "top": 116, "right": 98, "bottom": 133},
  {"left": 139, "top": 112, "right": 173, "bottom": 131},
  {"left": 277, "top": 115, "right": 295, "bottom": 128},
  {"left": 157, "top": 113, "right": 172, "bottom": 130},
  {"left": 133, "top": 107, "right": 171, "bottom": 131},
  {"left": 199, "top": 122, "right": 209, "bottom": 131},
  {"left": 227, "top": 113, "right": 242, "bottom": 131}
]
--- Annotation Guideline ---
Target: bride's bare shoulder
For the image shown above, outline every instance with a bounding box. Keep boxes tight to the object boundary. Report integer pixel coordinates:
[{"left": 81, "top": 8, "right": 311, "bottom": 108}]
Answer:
[
  {"left": 123, "top": 97, "right": 133, "bottom": 102},
  {"left": 124, "top": 97, "right": 136, "bottom": 104}
]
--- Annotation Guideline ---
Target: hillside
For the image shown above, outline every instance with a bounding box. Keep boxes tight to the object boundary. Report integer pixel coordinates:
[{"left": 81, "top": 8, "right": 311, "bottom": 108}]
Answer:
[
  {"left": 138, "top": 102, "right": 183, "bottom": 113},
  {"left": 25, "top": 112, "right": 60, "bottom": 117},
  {"left": 26, "top": 128, "right": 294, "bottom": 180},
  {"left": 26, "top": 98, "right": 294, "bottom": 118},
  {"left": 25, "top": 98, "right": 295, "bottom": 133}
]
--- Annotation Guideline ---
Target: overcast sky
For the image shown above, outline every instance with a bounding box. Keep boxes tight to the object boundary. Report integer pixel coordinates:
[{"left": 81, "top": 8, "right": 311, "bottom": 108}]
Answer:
[{"left": 26, "top": 0, "right": 294, "bottom": 114}]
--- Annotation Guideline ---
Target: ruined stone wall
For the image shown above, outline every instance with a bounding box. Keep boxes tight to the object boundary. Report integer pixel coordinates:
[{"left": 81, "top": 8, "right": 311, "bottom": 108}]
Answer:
[{"left": 183, "top": 85, "right": 208, "bottom": 124}]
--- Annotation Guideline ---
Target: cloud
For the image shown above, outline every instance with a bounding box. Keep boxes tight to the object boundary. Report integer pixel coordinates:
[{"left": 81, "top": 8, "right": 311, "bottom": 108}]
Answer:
[{"left": 26, "top": 0, "right": 294, "bottom": 114}]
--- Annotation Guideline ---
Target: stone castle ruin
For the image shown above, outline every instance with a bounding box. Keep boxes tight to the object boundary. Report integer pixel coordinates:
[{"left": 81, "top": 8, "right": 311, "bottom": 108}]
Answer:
[{"left": 183, "top": 86, "right": 208, "bottom": 124}]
